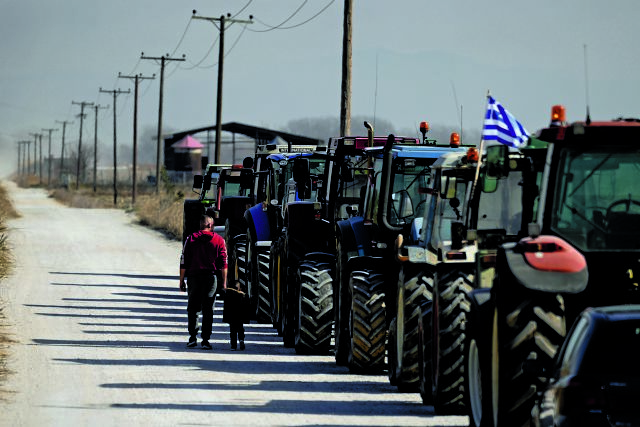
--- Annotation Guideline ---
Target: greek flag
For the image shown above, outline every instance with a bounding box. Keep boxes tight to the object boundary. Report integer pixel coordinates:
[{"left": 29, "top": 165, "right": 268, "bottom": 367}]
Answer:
[{"left": 482, "top": 96, "right": 529, "bottom": 148}]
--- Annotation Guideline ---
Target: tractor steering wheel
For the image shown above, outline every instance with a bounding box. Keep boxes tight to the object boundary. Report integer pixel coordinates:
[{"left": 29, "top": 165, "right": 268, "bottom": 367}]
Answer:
[{"left": 606, "top": 198, "right": 640, "bottom": 216}]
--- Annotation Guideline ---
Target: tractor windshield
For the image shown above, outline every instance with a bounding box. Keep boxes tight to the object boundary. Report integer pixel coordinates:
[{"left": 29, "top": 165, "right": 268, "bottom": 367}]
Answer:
[
  {"left": 552, "top": 147, "right": 640, "bottom": 251},
  {"left": 388, "top": 158, "right": 433, "bottom": 226}
]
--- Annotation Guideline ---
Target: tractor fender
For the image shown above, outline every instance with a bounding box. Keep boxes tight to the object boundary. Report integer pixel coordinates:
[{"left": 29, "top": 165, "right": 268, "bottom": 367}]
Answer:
[
  {"left": 302, "top": 252, "right": 336, "bottom": 269},
  {"left": 345, "top": 255, "right": 385, "bottom": 275},
  {"left": 245, "top": 202, "right": 272, "bottom": 242},
  {"left": 499, "top": 235, "right": 588, "bottom": 294},
  {"left": 336, "top": 216, "right": 372, "bottom": 260}
]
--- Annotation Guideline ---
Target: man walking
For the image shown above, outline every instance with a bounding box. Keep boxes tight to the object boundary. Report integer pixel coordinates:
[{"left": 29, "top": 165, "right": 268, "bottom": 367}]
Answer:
[{"left": 179, "top": 214, "right": 227, "bottom": 349}]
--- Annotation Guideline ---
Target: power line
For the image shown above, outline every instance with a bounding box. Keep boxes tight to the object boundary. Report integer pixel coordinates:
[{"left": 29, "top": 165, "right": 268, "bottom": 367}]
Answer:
[{"left": 249, "top": 0, "right": 335, "bottom": 32}]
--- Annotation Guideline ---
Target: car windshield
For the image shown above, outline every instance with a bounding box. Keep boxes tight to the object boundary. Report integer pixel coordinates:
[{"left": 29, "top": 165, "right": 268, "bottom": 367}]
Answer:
[
  {"left": 551, "top": 147, "right": 640, "bottom": 251},
  {"left": 579, "top": 319, "right": 640, "bottom": 376}
]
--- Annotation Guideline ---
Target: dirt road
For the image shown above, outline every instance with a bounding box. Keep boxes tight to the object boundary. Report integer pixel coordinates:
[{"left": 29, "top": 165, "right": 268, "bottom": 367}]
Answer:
[{"left": 0, "top": 183, "right": 468, "bottom": 426}]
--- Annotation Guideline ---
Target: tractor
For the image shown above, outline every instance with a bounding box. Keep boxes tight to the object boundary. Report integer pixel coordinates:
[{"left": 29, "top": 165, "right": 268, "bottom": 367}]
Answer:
[
  {"left": 333, "top": 124, "right": 463, "bottom": 374},
  {"left": 478, "top": 108, "right": 640, "bottom": 427}
]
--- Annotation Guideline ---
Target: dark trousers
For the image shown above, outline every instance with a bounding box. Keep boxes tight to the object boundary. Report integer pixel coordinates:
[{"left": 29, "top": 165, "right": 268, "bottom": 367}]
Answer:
[
  {"left": 230, "top": 321, "right": 245, "bottom": 348},
  {"left": 187, "top": 273, "right": 217, "bottom": 341}
]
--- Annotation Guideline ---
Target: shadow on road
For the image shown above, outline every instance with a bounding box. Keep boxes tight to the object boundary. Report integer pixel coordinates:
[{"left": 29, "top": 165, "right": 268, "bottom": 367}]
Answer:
[{"left": 25, "top": 275, "right": 465, "bottom": 425}]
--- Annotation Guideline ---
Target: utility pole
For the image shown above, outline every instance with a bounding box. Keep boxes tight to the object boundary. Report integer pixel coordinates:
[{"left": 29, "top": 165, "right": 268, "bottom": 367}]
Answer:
[
  {"left": 42, "top": 128, "right": 58, "bottom": 187},
  {"left": 141, "top": 53, "right": 185, "bottom": 193},
  {"left": 90, "top": 105, "right": 109, "bottom": 193},
  {"left": 19, "top": 141, "right": 29, "bottom": 177},
  {"left": 340, "top": 0, "right": 353, "bottom": 137},
  {"left": 72, "top": 101, "right": 94, "bottom": 190},
  {"left": 28, "top": 132, "right": 40, "bottom": 176},
  {"left": 119, "top": 72, "right": 155, "bottom": 205},
  {"left": 25, "top": 140, "right": 32, "bottom": 176},
  {"left": 99, "top": 88, "right": 130, "bottom": 206},
  {"left": 55, "top": 120, "right": 73, "bottom": 184},
  {"left": 192, "top": 11, "right": 253, "bottom": 164}
]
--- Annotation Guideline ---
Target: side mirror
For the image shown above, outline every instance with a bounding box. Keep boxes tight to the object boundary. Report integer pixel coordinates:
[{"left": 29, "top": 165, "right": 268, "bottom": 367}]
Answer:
[
  {"left": 485, "top": 144, "right": 509, "bottom": 178},
  {"left": 240, "top": 169, "right": 254, "bottom": 190},
  {"left": 482, "top": 173, "right": 498, "bottom": 193},
  {"left": 193, "top": 174, "right": 203, "bottom": 190},
  {"left": 340, "top": 163, "right": 354, "bottom": 182},
  {"left": 440, "top": 176, "right": 457, "bottom": 199},
  {"left": 293, "top": 157, "right": 310, "bottom": 184},
  {"left": 202, "top": 175, "right": 212, "bottom": 191}
]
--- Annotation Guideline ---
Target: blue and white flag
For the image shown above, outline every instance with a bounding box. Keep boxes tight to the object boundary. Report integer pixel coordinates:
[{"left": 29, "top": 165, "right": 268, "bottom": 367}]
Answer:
[{"left": 482, "top": 96, "right": 529, "bottom": 148}]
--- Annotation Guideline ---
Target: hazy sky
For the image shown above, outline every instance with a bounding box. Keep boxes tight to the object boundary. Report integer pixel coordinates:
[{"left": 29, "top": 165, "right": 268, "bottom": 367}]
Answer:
[{"left": 1, "top": 0, "right": 639, "bottom": 177}]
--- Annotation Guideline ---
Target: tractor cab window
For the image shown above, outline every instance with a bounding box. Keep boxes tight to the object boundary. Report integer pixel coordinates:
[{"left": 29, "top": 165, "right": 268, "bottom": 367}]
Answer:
[
  {"left": 552, "top": 148, "right": 640, "bottom": 251},
  {"left": 388, "top": 158, "right": 432, "bottom": 226}
]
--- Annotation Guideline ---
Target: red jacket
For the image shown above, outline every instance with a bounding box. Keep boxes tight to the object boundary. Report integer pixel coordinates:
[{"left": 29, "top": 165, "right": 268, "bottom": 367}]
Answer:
[{"left": 180, "top": 230, "right": 227, "bottom": 275}]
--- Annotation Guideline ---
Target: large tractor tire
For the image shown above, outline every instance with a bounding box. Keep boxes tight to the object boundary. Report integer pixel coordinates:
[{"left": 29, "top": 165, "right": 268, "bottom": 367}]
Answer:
[
  {"left": 270, "top": 238, "right": 285, "bottom": 335},
  {"left": 349, "top": 269, "right": 386, "bottom": 374},
  {"left": 417, "top": 291, "right": 434, "bottom": 405},
  {"left": 295, "top": 259, "right": 333, "bottom": 355},
  {"left": 224, "top": 219, "right": 237, "bottom": 285},
  {"left": 391, "top": 269, "right": 434, "bottom": 392},
  {"left": 433, "top": 269, "right": 474, "bottom": 415},
  {"left": 334, "top": 239, "right": 351, "bottom": 366},
  {"left": 234, "top": 234, "right": 248, "bottom": 290},
  {"left": 256, "top": 247, "right": 271, "bottom": 323},
  {"left": 245, "top": 227, "right": 259, "bottom": 319},
  {"left": 491, "top": 285, "right": 566, "bottom": 427}
]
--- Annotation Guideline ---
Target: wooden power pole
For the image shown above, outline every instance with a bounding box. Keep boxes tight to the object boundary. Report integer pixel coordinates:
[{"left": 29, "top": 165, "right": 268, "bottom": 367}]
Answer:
[
  {"left": 72, "top": 101, "right": 94, "bottom": 190},
  {"left": 140, "top": 53, "right": 185, "bottom": 193},
  {"left": 192, "top": 10, "right": 253, "bottom": 164},
  {"left": 99, "top": 88, "right": 130, "bottom": 206},
  {"left": 119, "top": 72, "right": 155, "bottom": 205},
  {"left": 41, "top": 127, "right": 59, "bottom": 187},
  {"left": 340, "top": 0, "right": 353, "bottom": 137}
]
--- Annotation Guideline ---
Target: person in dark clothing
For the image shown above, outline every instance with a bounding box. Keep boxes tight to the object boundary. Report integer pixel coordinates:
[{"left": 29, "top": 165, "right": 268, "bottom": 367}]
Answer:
[
  {"left": 179, "top": 214, "right": 227, "bottom": 349},
  {"left": 223, "top": 282, "right": 250, "bottom": 350}
]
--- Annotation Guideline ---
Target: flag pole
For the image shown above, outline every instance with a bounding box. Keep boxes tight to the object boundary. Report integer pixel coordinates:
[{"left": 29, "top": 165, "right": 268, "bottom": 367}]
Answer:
[{"left": 470, "top": 91, "right": 491, "bottom": 203}]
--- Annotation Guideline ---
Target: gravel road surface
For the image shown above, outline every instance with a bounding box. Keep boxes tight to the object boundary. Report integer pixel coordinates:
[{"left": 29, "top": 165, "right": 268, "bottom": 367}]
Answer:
[{"left": 0, "top": 183, "right": 469, "bottom": 426}]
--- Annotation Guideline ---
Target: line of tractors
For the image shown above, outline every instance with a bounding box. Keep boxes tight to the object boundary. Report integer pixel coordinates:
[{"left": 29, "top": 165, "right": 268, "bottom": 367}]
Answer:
[{"left": 183, "top": 107, "right": 640, "bottom": 427}]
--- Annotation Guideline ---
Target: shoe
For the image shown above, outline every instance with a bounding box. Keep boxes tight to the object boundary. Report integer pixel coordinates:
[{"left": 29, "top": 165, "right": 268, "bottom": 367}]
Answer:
[
  {"left": 230, "top": 345, "right": 237, "bottom": 350},
  {"left": 201, "top": 340, "right": 212, "bottom": 350},
  {"left": 239, "top": 340, "right": 245, "bottom": 351},
  {"left": 186, "top": 337, "right": 197, "bottom": 348}
]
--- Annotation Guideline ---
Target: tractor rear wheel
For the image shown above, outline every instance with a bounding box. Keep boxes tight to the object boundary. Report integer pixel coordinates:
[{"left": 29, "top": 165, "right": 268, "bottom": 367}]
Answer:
[
  {"left": 256, "top": 247, "right": 271, "bottom": 323},
  {"left": 434, "top": 269, "right": 474, "bottom": 415},
  {"left": 491, "top": 284, "right": 566, "bottom": 427},
  {"left": 349, "top": 269, "right": 386, "bottom": 374},
  {"left": 394, "top": 269, "right": 434, "bottom": 392},
  {"left": 334, "top": 239, "right": 351, "bottom": 366},
  {"left": 295, "top": 259, "right": 333, "bottom": 354}
]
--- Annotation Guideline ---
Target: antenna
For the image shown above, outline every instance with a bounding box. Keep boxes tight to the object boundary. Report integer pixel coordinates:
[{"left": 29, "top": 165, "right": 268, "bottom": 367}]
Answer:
[
  {"left": 373, "top": 51, "right": 379, "bottom": 129},
  {"left": 584, "top": 44, "right": 591, "bottom": 125}
]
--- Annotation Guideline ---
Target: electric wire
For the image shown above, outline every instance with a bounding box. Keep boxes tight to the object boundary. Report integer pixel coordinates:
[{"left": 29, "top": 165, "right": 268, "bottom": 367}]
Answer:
[{"left": 249, "top": 0, "right": 334, "bottom": 32}]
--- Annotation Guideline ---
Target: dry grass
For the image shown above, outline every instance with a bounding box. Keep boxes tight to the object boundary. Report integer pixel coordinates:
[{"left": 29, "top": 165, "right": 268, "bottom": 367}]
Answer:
[{"left": 0, "top": 182, "right": 19, "bottom": 398}]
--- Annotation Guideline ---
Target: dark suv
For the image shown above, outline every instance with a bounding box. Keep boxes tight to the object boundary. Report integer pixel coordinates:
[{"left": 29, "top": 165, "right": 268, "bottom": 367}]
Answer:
[{"left": 531, "top": 305, "right": 640, "bottom": 427}]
